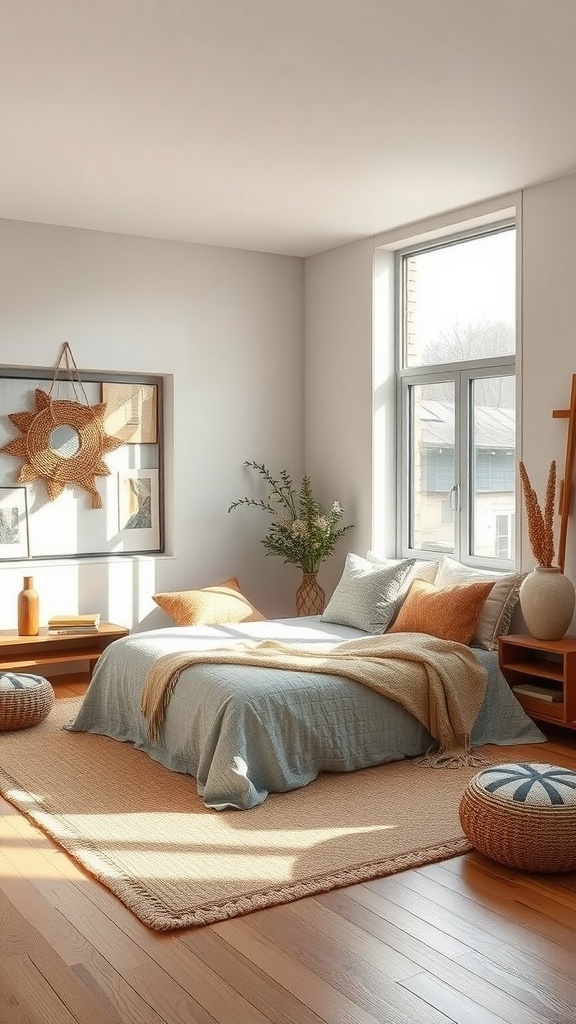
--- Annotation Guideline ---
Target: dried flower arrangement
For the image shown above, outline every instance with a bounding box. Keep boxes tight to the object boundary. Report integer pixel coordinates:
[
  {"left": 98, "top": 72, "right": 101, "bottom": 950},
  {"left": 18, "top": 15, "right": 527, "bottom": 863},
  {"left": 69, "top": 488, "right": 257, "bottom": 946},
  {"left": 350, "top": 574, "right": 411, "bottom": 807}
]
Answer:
[
  {"left": 228, "top": 461, "right": 353, "bottom": 574},
  {"left": 518, "top": 460, "right": 556, "bottom": 568}
]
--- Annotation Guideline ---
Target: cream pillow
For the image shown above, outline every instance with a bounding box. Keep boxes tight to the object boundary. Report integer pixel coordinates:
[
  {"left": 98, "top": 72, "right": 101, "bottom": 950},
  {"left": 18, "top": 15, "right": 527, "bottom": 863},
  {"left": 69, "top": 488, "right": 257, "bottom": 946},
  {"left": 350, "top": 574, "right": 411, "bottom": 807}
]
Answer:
[
  {"left": 435, "top": 556, "right": 525, "bottom": 651},
  {"left": 387, "top": 578, "right": 495, "bottom": 645},
  {"left": 365, "top": 552, "right": 439, "bottom": 593},
  {"left": 153, "top": 577, "right": 266, "bottom": 626},
  {"left": 321, "top": 553, "right": 416, "bottom": 633}
]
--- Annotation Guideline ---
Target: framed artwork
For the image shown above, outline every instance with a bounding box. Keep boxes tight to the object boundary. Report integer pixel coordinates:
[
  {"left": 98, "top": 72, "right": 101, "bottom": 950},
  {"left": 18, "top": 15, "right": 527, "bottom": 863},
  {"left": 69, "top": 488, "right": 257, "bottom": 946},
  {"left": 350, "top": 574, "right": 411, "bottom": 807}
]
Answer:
[
  {"left": 0, "top": 365, "right": 163, "bottom": 559},
  {"left": 0, "top": 486, "right": 30, "bottom": 559},
  {"left": 102, "top": 382, "right": 158, "bottom": 444},
  {"left": 117, "top": 469, "right": 160, "bottom": 551}
]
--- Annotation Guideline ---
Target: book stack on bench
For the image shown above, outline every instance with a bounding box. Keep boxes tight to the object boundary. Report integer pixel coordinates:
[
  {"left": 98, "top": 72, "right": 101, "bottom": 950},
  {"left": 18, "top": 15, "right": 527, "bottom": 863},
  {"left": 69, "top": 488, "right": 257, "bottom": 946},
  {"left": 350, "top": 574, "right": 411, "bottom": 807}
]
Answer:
[{"left": 47, "top": 614, "right": 101, "bottom": 635}]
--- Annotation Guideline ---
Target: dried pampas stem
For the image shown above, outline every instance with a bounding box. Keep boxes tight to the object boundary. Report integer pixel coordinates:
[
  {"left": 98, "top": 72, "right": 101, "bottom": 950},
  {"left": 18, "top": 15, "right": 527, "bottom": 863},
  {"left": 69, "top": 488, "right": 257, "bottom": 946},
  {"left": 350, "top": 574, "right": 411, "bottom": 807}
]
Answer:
[{"left": 519, "top": 460, "right": 557, "bottom": 568}]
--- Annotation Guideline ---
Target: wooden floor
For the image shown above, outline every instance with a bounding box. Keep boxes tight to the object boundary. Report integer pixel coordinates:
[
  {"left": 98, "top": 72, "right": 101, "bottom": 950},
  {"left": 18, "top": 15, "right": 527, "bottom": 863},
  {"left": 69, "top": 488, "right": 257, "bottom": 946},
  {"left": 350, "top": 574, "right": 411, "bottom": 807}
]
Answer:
[{"left": 2, "top": 680, "right": 576, "bottom": 1023}]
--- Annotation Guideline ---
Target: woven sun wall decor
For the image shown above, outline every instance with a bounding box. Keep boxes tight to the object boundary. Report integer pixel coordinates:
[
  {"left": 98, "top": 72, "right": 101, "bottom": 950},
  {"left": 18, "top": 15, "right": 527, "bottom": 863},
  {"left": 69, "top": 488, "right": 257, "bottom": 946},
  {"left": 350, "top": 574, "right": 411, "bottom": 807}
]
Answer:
[{"left": 0, "top": 344, "right": 124, "bottom": 509}]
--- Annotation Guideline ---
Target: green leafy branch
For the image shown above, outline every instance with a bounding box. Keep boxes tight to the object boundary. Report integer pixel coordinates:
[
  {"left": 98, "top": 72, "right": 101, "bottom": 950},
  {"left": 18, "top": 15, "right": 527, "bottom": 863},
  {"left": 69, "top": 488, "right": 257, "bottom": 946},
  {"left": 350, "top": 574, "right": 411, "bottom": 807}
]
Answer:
[{"left": 228, "top": 461, "right": 354, "bottom": 574}]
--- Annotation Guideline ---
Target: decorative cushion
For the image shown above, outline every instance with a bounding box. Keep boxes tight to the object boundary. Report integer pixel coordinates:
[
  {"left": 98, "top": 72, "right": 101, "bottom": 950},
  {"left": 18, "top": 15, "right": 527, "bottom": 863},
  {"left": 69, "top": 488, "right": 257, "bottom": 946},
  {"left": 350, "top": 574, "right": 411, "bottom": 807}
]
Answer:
[
  {"left": 365, "top": 552, "right": 440, "bottom": 591},
  {"left": 459, "top": 762, "right": 576, "bottom": 872},
  {"left": 153, "top": 577, "right": 266, "bottom": 626},
  {"left": 0, "top": 673, "right": 55, "bottom": 731},
  {"left": 387, "top": 578, "right": 495, "bottom": 645},
  {"left": 435, "top": 556, "right": 525, "bottom": 650},
  {"left": 321, "top": 553, "right": 416, "bottom": 633}
]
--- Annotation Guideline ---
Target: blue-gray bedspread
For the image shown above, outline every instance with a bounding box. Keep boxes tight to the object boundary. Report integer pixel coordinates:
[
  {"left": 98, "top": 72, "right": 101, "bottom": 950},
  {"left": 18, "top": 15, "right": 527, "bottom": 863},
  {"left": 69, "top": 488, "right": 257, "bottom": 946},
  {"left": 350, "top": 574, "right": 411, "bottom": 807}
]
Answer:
[{"left": 65, "top": 617, "right": 545, "bottom": 810}]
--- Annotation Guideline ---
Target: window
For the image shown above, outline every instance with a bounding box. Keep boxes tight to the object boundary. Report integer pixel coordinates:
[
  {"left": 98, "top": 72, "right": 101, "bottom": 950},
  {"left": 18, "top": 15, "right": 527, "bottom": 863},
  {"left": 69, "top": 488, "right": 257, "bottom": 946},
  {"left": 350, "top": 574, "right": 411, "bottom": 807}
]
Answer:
[
  {"left": 495, "top": 512, "right": 515, "bottom": 560},
  {"left": 397, "top": 224, "right": 516, "bottom": 569}
]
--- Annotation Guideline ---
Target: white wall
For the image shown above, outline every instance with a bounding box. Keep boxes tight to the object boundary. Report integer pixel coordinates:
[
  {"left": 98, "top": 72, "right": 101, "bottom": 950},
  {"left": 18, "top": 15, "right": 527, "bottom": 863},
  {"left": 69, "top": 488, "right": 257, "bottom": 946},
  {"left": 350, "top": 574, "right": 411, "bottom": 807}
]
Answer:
[
  {"left": 304, "top": 238, "right": 375, "bottom": 598},
  {"left": 305, "top": 170, "right": 576, "bottom": 609},
  {"left": 522, "top": 171, "right": 576, "bottom": 588},
  {"left": 0, "top": 218, "right": 304, "bottom": 630}
]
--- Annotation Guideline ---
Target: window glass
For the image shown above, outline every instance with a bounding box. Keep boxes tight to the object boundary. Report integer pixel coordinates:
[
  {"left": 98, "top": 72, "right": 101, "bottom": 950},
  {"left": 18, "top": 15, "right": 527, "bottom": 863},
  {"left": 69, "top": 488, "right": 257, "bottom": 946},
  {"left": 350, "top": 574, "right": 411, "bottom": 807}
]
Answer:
[
  {"left": 471, "top": 376, "right": 516, "bottom": 559},
  {"left": 409, "top": 380, "right": 455, "bottom": 553},
  {"left": 403, "top": 230, "right": 515, "bottom": 368}
]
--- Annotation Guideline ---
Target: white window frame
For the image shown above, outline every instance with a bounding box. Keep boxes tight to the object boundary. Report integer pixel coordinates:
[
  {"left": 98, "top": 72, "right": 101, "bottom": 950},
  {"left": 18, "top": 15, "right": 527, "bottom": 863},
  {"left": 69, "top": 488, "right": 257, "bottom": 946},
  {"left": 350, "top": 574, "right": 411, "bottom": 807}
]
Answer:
[
  {"left": 495, "top": 511, "right": 515, "bottom": 561},
  {"left": 395, "top": 223, "right": 517, "bottom": 571}
]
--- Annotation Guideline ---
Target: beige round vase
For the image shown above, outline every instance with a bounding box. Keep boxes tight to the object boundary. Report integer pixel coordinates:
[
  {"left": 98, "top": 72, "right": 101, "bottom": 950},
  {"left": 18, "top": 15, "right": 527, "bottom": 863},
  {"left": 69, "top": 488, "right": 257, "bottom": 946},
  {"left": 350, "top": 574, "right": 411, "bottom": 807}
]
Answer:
[{"left": 519, "top": 566, "right": 576, "bottom": 640}]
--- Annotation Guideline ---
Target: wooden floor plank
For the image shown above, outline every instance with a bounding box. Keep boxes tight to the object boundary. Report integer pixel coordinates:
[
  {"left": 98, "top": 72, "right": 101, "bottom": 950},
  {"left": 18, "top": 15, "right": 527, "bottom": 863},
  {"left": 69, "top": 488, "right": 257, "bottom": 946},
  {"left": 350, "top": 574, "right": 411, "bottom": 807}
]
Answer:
[
  {"left": 401, "top": 955, "right": 559, "bottom": 1024},
  {"left": 455, "top": 949, "right": 576, "bottom": 1024},
  {"left": 341, "top": 881, "right": 477, "bottom": 958},
  {"left": 73, "top": 954, "right": 169, "bottom": 1024},
  {"left": 363, "top": 873, "right": 506, "bottom": 954},
  {"left": 238, "top": 902, "right": 453, "bottom": 1023},
  {"left": 422, "top": 857, "right": 576, "bottom": 958},
  {"left": 281, "top": 896, "right": 419, "bottom": 981},
  {"left": 213, "top": 914, "right": 404, "bottom": 1024},
  {"left": 0, "top": 889, "right": 119, "bottom": 1024},
  {"left": 0, "top": 954, "right": 89, "bottom": 1024},
  {"left": 386, "top": 859, "right": 576, "bottom": 951},
  {"left": 123, "top": 965, "right": 219, "bottom": 1024},
  {"left": 400, "top": 971, "right": 509, "bottom": 1024},
  {"left": 318, "top": 886, "right": 476, "bottom": 977},
  {"left": 0, "top": 850, "right": 95, "bottom": 967},
  {"left": 181, "top": 927, "right": 327, "bottom": 1024},
  {"left": 322, "top": 883, "right": 570, "bottom": 1024}
]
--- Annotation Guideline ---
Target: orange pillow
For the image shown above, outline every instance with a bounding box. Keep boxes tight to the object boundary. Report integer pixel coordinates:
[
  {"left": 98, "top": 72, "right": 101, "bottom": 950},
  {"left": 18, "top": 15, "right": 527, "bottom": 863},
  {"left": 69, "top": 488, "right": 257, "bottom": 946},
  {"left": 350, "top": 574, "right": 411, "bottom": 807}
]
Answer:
[
  {"left": 153, "top": 577, "right": 266, "bottom": 626},
  {"left": 387, "top": 579, "right": 494, "bottom": 645}
]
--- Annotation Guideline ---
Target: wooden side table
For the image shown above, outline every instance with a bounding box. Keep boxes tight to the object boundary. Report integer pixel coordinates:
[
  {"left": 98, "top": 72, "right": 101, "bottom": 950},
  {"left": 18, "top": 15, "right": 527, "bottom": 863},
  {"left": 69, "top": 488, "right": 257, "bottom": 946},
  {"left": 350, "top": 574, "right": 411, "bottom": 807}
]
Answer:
[
  {"left": 498, "top": 633, "right": 576, "bottom": 730},
  {"left": 0, "top": 622, "right": 129, "bottom": 686}
]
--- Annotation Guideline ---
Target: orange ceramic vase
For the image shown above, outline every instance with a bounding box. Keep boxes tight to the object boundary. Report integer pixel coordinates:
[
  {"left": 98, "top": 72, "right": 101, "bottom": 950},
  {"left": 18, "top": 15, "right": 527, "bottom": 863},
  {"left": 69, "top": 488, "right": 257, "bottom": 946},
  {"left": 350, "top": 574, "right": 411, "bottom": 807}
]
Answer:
[{"left": 17, "top": 575, "right": 39, "bottom": 636}]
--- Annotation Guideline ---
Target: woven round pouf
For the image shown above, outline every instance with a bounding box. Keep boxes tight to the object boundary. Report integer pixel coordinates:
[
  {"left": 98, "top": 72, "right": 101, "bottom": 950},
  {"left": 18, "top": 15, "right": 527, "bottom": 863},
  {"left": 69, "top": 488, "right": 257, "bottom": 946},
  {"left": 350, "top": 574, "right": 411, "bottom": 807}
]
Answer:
[
  {"left": 459, "top": 762, "right": 576, "bottom": 873},
  {"left": 0, "top": 672, "right": 55, "bottom": 731}
]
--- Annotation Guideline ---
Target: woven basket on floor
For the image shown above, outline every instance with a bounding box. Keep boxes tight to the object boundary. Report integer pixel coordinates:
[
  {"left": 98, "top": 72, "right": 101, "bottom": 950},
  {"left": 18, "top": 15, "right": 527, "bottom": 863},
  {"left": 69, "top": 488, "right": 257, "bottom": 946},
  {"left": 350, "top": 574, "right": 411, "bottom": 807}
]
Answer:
[
  {"left": 459, "top": 762, "right": 576, "bottom": 873},
  {"left": 0, "top": 672, "right": 55, "bottom": 731}
]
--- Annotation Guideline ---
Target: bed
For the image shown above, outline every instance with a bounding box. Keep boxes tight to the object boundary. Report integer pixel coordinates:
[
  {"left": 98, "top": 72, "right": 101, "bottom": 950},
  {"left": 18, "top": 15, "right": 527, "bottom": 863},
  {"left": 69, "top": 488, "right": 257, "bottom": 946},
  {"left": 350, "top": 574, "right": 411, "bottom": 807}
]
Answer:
[{"left": 66, "top": 615, "right": 546, "bottom": 810}]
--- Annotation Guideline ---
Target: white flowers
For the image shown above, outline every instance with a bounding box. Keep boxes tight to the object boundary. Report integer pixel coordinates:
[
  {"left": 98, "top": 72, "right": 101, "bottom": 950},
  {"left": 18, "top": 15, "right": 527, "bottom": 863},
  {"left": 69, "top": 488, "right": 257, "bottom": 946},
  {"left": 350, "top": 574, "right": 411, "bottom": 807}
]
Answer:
[{"left": 290, "top": 519, "right": 307, "bottom": 538}]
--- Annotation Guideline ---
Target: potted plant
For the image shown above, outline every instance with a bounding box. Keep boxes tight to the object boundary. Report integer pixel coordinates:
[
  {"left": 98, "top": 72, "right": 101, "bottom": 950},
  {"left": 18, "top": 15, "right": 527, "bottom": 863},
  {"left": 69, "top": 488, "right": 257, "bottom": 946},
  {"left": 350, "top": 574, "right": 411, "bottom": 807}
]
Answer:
[{"left": 228, "top": 461, "right": 353, "bottom": 614}]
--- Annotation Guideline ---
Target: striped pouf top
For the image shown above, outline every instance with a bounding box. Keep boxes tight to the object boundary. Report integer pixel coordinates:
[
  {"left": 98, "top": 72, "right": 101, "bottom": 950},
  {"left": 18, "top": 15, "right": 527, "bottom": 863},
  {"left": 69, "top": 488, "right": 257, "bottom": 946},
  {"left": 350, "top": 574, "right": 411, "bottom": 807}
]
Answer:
[
  {"left": 0, "top": 672, "right": 50, "bottom": 691},
  {"left": 473, "top": 762, "right": 576, "bottom": 807}
]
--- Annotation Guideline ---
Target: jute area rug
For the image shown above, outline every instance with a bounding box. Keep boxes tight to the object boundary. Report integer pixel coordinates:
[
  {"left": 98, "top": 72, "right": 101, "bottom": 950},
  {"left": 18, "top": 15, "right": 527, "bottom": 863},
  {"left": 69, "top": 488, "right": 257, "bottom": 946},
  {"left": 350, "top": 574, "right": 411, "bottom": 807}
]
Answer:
[{"left": 0, "top": 697, "right": 530, "bottom": 932}]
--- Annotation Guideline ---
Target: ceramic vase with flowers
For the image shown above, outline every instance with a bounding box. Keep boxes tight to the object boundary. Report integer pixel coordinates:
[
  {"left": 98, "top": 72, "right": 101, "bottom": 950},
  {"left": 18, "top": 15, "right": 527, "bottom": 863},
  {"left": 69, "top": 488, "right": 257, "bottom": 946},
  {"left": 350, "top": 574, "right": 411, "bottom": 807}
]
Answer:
[
  {"left": 519, "top": 459, "right": 575, "bottom": 640},
  {"left": 228, "top": 461, "right": 354, "bottom": 615}
]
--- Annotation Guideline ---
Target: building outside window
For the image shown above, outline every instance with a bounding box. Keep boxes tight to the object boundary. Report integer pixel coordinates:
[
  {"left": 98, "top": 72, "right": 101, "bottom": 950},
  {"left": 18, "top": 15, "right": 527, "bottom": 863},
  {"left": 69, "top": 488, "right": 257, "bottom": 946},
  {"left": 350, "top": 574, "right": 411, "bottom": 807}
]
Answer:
[{"left": 396, "top": 224, "right": 516, "bottom": 569}]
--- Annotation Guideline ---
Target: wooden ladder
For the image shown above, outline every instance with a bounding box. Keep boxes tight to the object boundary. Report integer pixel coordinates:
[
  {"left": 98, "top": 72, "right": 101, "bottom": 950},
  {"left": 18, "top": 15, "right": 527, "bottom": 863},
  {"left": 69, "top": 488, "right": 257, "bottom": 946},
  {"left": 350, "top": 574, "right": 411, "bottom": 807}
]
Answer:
[{"left": 553, "top": 373, "right": 576, "bottom": 572}]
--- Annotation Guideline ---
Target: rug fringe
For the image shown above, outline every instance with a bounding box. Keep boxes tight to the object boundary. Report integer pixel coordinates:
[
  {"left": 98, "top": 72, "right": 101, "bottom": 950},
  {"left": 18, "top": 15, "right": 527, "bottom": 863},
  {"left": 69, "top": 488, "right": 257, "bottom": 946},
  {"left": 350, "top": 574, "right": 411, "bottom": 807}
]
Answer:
[{"left": 414, "top": 742, "right": 490, "bottom": 769}]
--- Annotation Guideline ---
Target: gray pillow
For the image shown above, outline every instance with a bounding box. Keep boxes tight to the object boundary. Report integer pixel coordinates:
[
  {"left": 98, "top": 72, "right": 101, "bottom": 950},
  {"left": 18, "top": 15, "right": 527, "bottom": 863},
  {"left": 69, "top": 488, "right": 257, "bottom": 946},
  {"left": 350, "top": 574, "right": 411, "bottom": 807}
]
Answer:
[{"left": 321, "top": 553, "right": 416, "bottom": 633}]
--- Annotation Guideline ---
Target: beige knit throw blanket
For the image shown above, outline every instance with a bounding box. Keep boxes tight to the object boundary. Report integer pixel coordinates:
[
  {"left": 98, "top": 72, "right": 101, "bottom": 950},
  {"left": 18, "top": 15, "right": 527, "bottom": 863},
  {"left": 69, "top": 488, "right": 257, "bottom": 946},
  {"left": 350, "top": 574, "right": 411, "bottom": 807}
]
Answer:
[{"left": 141, "top": 632, "right": 488, "bottom": 767}]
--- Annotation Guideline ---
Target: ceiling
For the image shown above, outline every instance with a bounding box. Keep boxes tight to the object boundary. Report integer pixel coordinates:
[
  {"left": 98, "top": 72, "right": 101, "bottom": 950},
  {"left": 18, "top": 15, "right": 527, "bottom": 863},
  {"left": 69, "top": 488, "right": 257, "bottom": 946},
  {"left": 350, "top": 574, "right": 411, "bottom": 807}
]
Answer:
[{"left": 2, "top": 0, "right": 576, "bottom": 257}]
